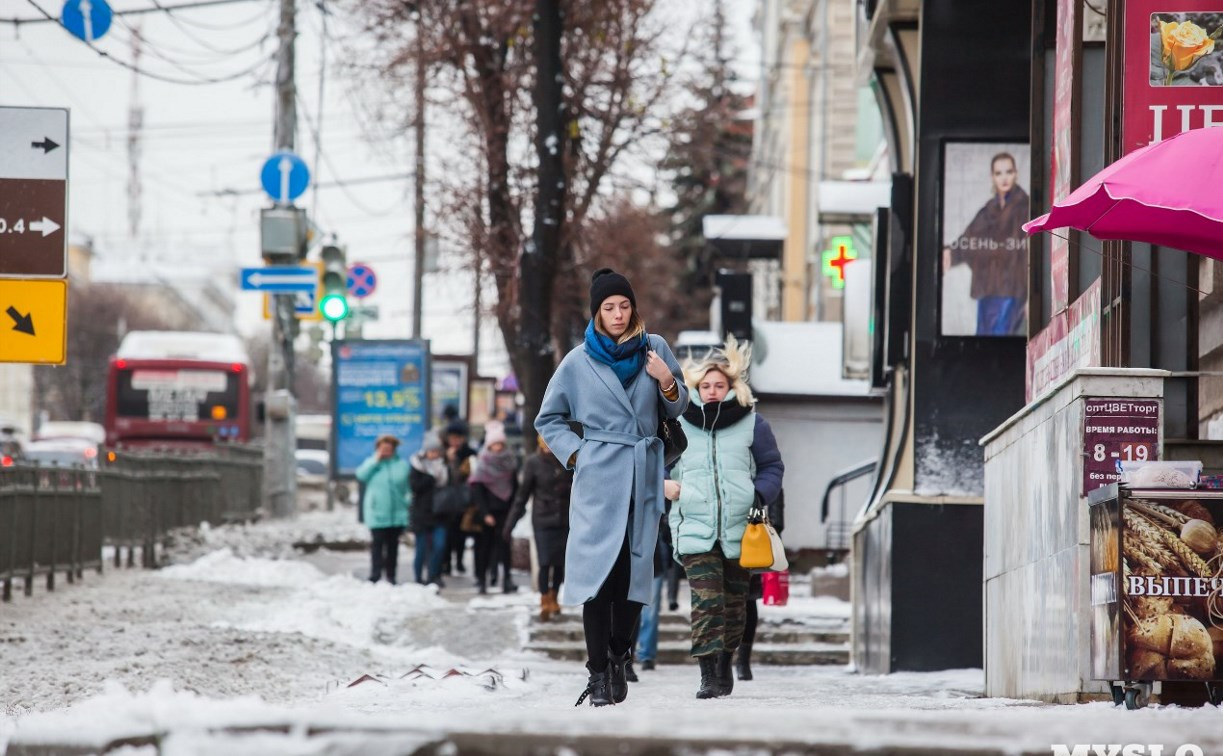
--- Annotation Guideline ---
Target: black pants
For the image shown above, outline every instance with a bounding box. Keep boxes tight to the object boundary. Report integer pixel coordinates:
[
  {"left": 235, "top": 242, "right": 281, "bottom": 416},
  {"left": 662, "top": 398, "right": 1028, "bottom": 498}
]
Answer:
[
  {"left": 536, "top": 525, "right": 567, "bottom": 593},
  {"left": 582, "top": 529, "right": 642, "bottom": 669},
  {"left": 369, "top": 527, "right": 403, "bottom": 583},
  {"left": 475, "top": 510, "right": 513, "bottom": 587},
  {"left": 445, "top": 518, "right": 468, "bottom": 573},
  {"left": 743, "top": 597, "right": 758, "bottom": 646}
]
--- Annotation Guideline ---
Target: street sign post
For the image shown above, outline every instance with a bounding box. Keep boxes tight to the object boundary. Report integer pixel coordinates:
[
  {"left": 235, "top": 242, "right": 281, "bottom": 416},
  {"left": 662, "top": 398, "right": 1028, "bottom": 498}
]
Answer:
[
  {"left": 259, "top": 150, "right": 310, "bottom": 204},
  {"left": 347, "top": 263, "right": 377, "bottom": 299},
  {"left": 0, "top": 107, "right": 69, "bottom": 279},
  {"left": 0, "top": 279, "right": 67, "bottom": 364},
  {"left": 240, "top": 266, "right": 317, "bottom": 292},
  {"left": 262, "top": 262, "right": 322, "bottom": 321}
]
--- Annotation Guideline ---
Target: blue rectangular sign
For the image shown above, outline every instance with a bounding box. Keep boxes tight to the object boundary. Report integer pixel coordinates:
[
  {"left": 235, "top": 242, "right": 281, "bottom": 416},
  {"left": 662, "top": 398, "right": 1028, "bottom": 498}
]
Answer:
[
  {"left": 330, "top": 339, "right": 430, "bottom": 478},
  {"left": 240, "top": 266, "right": 317, "bottom": 292}
]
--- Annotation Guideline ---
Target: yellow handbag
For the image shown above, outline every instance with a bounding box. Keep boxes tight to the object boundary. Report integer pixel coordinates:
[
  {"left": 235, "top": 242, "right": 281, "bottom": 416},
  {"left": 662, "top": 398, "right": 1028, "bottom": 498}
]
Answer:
[{"left": 739, "top": 505, "right": 775, "bottom": 570}]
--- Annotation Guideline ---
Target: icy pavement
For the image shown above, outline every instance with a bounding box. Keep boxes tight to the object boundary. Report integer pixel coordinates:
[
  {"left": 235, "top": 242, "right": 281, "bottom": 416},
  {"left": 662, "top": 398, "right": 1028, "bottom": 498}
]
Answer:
[{"left": 2, "top": 509, "right": 1223, "bottom": 755}]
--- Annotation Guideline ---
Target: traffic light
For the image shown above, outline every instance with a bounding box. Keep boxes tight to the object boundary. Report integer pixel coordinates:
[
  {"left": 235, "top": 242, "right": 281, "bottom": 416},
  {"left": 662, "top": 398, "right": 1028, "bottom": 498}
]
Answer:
[{"left": 319, "top": 244, "right": 350, "bottom": 322}]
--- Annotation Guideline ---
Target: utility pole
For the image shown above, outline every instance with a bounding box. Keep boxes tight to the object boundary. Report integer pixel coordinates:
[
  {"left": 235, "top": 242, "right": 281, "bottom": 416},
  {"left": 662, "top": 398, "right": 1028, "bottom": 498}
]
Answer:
[
  {"left": 519, "top": 0, "right": 564, "bottom": 447},
  {"left": 265, "top": 0, "right": 298, "bottom": 519},
  {"left": 126, "top": 25, "right": 143, "bottom": 240},
  {"left": 411, "top": 7, "right": 426, "bottom": 340}
]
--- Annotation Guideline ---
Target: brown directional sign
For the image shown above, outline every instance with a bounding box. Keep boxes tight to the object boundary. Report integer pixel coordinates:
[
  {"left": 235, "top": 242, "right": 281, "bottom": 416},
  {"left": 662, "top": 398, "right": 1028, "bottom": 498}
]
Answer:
[
  {"left": 0, "top": 180, "right": 66, "bottom": 277},
  {"left": 0, "top": 107, "right": 68, "bottom": 279}
]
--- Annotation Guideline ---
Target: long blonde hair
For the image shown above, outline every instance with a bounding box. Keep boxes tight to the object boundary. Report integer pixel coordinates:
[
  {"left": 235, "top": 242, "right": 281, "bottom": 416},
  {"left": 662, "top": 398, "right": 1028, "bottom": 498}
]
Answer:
[
  {"left": 595, "top": 309, "right": 646, "bottom": 345},
  {"left": 682, "top": 334, "right": 754, "bottom": 407}
]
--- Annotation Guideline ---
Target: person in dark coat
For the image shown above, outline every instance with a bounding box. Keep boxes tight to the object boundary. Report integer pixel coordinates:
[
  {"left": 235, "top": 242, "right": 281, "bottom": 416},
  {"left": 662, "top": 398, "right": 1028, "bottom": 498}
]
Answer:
[
  {"left": 737, "top": 489, "right": 784, "bottom": 682},
  {"left": 409, "top": 432, "right": 449, "bottom": 586},
  {"left": 469, "top": 421, "right": 518, "bottom": 594},
  {"left": 440, "top": 421, "right": 476, "bottom": 576},
  {"left": 506, "top": 435, "right": 573, "bottom": 621}
]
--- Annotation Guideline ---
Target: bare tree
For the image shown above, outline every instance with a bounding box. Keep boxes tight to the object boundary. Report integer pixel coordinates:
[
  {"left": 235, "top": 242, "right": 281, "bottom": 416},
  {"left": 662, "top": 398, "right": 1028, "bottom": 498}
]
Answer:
[{"left": 347, "top": 0, "right": 676, "bottom": 441}]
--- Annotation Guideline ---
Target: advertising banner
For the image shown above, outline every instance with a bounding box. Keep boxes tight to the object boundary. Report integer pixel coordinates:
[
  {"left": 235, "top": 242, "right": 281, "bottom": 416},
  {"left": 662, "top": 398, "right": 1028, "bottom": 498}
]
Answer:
[
  {"left": 431, "top": 356, "right": 470, "bottom": 427},
  {"left": 1123, "top": 2, "right": 1223, "bottom": 156},
  {"left": 330, "top": 339, "right": 430, "bottom": 477},
  {"left": 940, "top": 142, "right": 1031, "bottom": 337},
  {"left": 1093, "top": 491, "right": 1223, "bottom": 683},
  {"left": 1050, "top": 0, "right": 1081, "bottom": 313},
  {"left": 1025, "top": 277, "right": 1102, "bottom": 402}
]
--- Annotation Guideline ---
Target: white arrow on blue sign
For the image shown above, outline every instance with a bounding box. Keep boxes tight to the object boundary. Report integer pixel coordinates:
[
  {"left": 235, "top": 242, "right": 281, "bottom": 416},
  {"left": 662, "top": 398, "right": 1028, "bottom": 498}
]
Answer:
[
  {"left": 61, "top": 0, "right": 113, "bottom": 43},
  {"left": 241, "top": 266, "right": 317, "bottom": 292},
  {"left": 259, "top": 150, "right": 310, "bottom": 204}
]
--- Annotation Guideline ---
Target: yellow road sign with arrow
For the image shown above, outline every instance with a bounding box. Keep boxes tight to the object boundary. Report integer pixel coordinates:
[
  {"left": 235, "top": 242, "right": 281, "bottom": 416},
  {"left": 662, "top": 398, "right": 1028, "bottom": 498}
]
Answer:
[{"left": 0, "top": 278, "right": 66, "bottom": 364}]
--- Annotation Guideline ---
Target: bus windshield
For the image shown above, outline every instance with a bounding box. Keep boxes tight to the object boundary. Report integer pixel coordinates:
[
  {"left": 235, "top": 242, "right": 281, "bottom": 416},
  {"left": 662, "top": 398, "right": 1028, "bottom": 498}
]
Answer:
[{"left": 115, "top": 366, "right": 242, "bottom": 423}]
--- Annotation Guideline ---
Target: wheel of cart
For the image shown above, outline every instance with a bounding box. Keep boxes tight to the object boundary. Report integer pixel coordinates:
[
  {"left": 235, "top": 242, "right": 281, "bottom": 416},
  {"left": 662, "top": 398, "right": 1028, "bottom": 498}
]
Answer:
[
  {"left": 1208, "top": 682, "right": 1223, "bottom": 707},
  {"left": 1112, "top": 681, "right": 1151, "bottom": 710}
]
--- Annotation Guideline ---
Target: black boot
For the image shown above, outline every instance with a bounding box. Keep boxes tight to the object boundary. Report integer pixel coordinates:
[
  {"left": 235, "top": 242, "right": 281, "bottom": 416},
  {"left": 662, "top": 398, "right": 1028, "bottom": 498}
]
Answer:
[
  {"left": 575, "top": 662, "right": 613, "bottom": 707},
  {"left": 624, "top": 657, "right": 638, "bottom": 683},
  {"left": 736, "top": 641, "right": 753, "bottom": 681},
  {"left": 716, "top": 650, "right": 734, "bottom": 696},
  {"left": 696, "top": 655, "right": 720, "bottom": 699},
  {"left": 608, "top": 648, "right": 630, "bottom": 703}
]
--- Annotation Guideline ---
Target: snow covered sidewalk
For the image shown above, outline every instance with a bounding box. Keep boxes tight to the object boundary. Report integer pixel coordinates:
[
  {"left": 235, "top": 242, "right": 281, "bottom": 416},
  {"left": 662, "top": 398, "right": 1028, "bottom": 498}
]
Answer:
[{"left": 2, "top": 510, "right": 1223, "bottom": 754}]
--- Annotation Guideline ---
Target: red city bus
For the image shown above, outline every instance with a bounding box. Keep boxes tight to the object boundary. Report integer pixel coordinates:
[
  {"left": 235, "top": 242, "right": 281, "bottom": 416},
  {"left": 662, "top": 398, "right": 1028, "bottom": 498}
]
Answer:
[{"left": 105, "top": 331, "right": 252, "bottom": 450}]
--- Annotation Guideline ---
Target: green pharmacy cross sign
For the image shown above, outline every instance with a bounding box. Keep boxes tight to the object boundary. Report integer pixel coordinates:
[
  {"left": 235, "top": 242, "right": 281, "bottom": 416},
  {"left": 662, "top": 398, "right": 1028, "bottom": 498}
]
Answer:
[{"left": 821, "top": 236, "right": 857, "bottom": 290}]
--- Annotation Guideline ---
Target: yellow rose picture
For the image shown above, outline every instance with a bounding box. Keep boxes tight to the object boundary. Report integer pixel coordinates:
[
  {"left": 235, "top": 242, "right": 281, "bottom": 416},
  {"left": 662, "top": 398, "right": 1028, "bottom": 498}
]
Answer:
[{"left": 1151, "top": 13, "right": 1223, "bottom": 86}]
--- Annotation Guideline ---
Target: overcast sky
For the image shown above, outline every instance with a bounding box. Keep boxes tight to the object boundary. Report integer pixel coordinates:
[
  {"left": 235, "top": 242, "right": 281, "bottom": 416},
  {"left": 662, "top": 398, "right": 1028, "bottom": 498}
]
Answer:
[{"left": 0, "top": 0, "right": 759, "bottom": 375}]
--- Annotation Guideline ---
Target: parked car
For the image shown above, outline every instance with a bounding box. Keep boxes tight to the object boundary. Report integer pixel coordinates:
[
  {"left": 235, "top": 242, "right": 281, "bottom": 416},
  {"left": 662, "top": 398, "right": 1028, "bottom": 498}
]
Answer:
[
  {"left": 295, "top": 449, "right": 329, "bottom": 488},
  {"left": 22, "top": 438, "right": 99, "bottom": 468},
  {"left": 34, "top": 421, "right": 105, "bottom": 446}
]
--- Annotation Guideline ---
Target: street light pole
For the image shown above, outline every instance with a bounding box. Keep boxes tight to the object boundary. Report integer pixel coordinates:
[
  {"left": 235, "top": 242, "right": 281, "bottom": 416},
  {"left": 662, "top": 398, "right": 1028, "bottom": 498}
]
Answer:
[{"left": 265, "top": 0, "right": 298, "bottom": 519}]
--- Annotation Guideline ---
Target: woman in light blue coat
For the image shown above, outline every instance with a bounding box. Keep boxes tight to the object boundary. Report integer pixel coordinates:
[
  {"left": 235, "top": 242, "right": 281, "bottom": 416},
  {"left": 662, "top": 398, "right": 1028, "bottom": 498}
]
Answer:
[
  {"left": 536, "top": 268, "right": 688, "bottom": 708},
  {"left": 355, "top": 434, "right": 411, "bottom": 584}
]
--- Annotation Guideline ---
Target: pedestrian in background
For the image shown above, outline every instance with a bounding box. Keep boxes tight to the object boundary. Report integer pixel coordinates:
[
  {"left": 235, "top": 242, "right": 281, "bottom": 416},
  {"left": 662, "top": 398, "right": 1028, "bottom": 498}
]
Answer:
[
  {"left": 469, "top": 421, "right": 519, "bottom": 594},
  {"left": 737, "top": 489, "right": 784, "bottom": 681},
  {"left": 536, "top": 267, "right": 688, "bottom": 708},
  {"left": 506, "top": 435, "right": 573, "bottom": 621},
  {"left": 409, "top": 432, "right": 449, "bottom": 587},
  {"left": 669, "top": 336, "right": 783, "bottom": 699},
  {"left": 440, "top": 421, "right": 476, "bottom": 576},
  {"left": 355, "top": 434, "right": 411, "bottom": 585}
]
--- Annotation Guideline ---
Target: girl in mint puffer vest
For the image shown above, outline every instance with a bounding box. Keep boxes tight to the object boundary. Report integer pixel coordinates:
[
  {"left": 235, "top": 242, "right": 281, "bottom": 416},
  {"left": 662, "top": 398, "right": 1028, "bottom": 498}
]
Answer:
[{"left": 667, "top": 336, "right": 783, "bottom": 700}]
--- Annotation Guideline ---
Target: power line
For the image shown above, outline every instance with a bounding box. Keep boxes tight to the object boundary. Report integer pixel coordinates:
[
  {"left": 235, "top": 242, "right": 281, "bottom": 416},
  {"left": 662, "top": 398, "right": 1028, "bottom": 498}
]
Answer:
[
  {"left": 3, "top": 0, "right": 266, "bottom": 26},
  {"left": 196, "top": 171, "right": 416, "bottom": 197},
  {"left": 21, "top": 0, "right": 274, "bottom": 86}
]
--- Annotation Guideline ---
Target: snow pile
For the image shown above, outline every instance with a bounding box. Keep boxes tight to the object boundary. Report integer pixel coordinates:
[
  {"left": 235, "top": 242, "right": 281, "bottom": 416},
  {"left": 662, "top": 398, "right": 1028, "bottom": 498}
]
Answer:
[
  {"left": 759, "top": 594, "right": 851, "bottom": 625},
  {"left": 6, "top": 680, "right": 296, "bottom": 750},
  {"left": 156, "top": 549, "right": 452, "bottom": 655},
  {"left": 811, "top": 562, "right": 850, "bottom": 579},
  {"left": 156, "top": 548, "right": 327, "bottom": 588},
  {"left": 163, "top": 509, "right": 370, "bottom": 565}
]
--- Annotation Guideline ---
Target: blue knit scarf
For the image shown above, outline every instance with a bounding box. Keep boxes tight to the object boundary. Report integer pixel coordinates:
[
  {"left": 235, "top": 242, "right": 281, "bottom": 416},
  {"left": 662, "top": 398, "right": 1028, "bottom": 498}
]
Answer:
[{"left": 584, "top": 319, "right": 647, "bottom": 387}]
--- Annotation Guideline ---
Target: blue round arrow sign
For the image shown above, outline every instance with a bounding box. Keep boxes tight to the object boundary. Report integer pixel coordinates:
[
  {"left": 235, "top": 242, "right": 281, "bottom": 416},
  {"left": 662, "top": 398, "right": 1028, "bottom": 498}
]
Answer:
[
  {"left": 260, "top": 150, "right": 310, "bottom": 204},
  {"left": 62, "top": 0, "right": 113, "bottom": 43},
  {"left": 347, "top": 263, "right": 377, "bottom": 299}
]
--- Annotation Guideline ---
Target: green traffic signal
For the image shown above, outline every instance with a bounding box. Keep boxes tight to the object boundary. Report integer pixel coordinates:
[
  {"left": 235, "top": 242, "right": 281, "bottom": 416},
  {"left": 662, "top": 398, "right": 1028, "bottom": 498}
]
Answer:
[{"left": 320, "top": 293, "right": 349, "bottom": 322}]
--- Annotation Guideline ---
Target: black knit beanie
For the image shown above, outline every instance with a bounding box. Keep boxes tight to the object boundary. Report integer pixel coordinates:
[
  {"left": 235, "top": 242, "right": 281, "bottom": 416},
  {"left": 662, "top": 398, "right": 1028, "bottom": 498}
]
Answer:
[{"left": 589, "top": 268, "right": 636, "bottom": 317}]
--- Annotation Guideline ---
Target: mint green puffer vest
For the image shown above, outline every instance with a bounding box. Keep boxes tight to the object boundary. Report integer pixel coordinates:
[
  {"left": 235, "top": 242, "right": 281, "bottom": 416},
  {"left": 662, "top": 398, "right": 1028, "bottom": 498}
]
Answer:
[{"left": 669, "top": 393, "right": 756, "bottom": 559}]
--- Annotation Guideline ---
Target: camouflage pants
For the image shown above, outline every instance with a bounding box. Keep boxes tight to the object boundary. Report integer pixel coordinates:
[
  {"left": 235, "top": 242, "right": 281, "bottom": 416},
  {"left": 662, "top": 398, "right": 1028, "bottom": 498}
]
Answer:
[{"left": 680, "top": 544, "right": 750, "bottom": 658}]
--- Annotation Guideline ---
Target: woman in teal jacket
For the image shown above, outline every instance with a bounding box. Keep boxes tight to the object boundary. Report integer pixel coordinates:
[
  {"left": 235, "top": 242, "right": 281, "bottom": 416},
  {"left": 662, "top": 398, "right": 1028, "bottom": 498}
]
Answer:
[
  {"left": 667, "top": 336, "right": 783, "bottom": 700},
  {"left": 356, "top": 434, "right": 411, "bottom": 584}
]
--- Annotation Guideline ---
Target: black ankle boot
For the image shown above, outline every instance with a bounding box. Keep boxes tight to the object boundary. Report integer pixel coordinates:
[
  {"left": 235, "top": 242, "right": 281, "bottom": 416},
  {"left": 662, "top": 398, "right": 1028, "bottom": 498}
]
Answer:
[
  {"left": 575, "top": 662, "right": 613, "bottom": 707},
  {"left": 696, "top": 655, "right": 720, "bottom": 699},
  {"left": 624, "top": 657, "right": 638, "bottom": 683},
  {"left": 736, "top": 641, "right": 753, "bottom": 681},
  {"left": 608, "top": 648, "right": 630, "bottom": 703},
  {"left": 716, "top": 650, "right": 734, "bottom": 696}
]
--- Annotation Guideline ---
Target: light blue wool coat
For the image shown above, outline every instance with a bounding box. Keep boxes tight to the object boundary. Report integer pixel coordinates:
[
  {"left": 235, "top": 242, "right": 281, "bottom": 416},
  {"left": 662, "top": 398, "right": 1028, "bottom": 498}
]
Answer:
[{"left": 535, "top": 334, "right": 688, "bottom": 606}]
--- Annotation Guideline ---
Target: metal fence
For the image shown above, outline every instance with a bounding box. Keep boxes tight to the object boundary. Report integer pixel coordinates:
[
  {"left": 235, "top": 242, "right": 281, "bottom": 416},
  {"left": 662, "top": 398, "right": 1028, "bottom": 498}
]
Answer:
[{"left": 1, "top": 446, "right": 263, "bottom": 602}]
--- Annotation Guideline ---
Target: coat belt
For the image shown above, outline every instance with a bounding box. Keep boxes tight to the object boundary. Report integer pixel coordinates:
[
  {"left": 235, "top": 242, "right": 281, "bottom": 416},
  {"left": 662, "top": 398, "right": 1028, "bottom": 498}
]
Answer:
[{"left": 583, "top": 428, "right": 662, "bottom": 558}]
